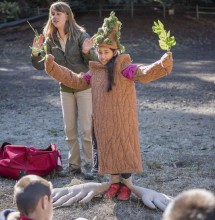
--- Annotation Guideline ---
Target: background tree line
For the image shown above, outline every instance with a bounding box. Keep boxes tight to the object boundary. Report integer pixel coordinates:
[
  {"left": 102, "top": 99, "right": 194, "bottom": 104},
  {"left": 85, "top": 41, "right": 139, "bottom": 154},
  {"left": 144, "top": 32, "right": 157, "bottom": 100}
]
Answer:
[{"left": 0, "top": 0, "right": 215, "bottom": 22}]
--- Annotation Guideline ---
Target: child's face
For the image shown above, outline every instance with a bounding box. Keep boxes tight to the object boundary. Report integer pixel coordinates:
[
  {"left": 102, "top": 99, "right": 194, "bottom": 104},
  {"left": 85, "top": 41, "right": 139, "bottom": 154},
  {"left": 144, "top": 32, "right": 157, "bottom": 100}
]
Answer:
[
  {"left": 97, "top": 47, "right": 115, "bottom": 65},
  {"left": 47, "top": 196, "right": 53, "bottom": 220},
  {"left": 43, "top": 195, "right": 53, "bottom": 220}
]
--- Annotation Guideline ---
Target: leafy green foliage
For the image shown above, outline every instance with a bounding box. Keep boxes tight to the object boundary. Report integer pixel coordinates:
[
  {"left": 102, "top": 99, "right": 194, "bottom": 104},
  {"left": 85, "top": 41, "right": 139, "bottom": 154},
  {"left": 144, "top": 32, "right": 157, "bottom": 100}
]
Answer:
[
  {"left": 0, "top": 0, "right": 20, "bottom": 22},
  {"left": 104, "top": 38, "right": 113, "bottom": 45},
  {"left": 152, "top": 20, "right": 176, "bottom": 51},
  {"left": 93, "top": 11, "right": 125, "bottom": 53},
  {"left": 29, "top": 46, "right": 46, "bottom": 62},
  {"left": 27, "top": 21, "right": 47, "bottom": 62},
  {"left": 27, "top": 21, "right": 39, "bottom": 41}
]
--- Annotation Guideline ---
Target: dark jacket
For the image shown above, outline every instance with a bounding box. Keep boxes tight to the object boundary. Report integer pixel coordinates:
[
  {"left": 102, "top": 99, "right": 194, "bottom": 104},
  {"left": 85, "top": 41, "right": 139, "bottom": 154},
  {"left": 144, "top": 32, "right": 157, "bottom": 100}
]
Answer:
[{"left": 31, "top": 31, "right": 97, "bottom": 93}]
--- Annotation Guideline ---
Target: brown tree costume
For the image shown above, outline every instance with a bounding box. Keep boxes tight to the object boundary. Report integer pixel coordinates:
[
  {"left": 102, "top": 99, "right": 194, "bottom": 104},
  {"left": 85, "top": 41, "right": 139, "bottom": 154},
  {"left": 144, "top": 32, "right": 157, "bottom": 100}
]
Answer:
[
  {"left": 45, "top": 52, "right": 172, "bottom": 175},
  {"left": 90, "top": 54, "right": 142, "bottom": 174},
  {"left": 45, "top": 11, "right": 174, "bottom": 211}
]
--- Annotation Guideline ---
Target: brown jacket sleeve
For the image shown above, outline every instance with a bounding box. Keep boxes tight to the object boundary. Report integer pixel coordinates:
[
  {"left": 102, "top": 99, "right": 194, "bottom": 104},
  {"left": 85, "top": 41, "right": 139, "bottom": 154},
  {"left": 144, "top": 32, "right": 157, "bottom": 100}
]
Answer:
[
  {"left": 44, "top": 54, "right": 89, "bottom": 90},
  {"left": 133, "top": 52, "right": 173, "bottom": 83}
]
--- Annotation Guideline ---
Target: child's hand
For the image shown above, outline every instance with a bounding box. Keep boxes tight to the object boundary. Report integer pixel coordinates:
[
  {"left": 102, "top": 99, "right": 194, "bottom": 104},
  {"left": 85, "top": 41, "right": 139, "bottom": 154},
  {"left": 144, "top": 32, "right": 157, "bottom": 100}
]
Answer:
[
  {"left": 32, "top": 34, "right": 44, "bottom": 56},
  {"left": 161, "top": 52, "right": 173, "bottom": 74},
  {"left": 82, "top": 36, "right": 95, "bottom": 54}
]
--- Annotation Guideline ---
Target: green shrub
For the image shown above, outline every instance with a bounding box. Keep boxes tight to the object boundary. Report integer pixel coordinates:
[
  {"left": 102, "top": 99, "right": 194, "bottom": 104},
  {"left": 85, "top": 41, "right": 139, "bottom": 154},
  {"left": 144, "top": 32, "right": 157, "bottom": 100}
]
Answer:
[{"left": 0, "top": 0, "right": 20, "bottom": 22}]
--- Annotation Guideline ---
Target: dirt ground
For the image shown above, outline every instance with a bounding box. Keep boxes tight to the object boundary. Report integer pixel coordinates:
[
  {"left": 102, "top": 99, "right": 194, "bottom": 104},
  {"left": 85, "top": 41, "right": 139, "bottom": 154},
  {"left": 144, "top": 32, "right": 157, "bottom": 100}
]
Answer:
[{"left": 0, "top": 12, "right": 215, "bottom": 220}]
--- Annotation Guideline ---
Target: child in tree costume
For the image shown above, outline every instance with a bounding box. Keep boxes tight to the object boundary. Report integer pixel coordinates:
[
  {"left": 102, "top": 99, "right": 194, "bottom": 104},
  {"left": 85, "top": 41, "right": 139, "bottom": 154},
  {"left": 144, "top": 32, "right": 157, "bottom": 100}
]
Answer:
[{"left": 44, "top": 12, "right": 173, "bottom": 205}]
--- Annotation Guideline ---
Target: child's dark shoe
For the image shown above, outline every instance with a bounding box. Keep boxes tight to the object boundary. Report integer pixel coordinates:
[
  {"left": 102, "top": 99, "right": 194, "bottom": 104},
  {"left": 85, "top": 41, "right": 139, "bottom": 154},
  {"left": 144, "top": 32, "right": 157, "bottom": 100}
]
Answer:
[
  {"left": 117, "top": 185, "right": 131, "bottom": 201},
  {"left": 103, "top": 183, "right": 120, "bottom": 199}
]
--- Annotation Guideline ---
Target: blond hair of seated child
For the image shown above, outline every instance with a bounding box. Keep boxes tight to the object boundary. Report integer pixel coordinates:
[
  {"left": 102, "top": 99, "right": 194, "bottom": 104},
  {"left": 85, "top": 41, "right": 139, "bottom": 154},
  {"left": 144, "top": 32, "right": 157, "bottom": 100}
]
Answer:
[
  {"left": 162, "top": 189, "right": 215, "bottom": 220},
  {"left": 6, "top": 175, "right": 53, "bottom": 220}
]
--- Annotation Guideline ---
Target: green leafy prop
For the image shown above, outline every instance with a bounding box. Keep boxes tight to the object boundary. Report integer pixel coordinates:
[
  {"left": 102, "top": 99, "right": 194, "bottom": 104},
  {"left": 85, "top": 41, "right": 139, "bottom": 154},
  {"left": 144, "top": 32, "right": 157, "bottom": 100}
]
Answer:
[
  {"left": 93, "top": 11, "right": 125, "bottom": 53},
  {"left": 152, "top": 20, "right": 176, "bottom": 51},
  {"left": 27, "top": 21, "right": 47, "bottom": 62}
]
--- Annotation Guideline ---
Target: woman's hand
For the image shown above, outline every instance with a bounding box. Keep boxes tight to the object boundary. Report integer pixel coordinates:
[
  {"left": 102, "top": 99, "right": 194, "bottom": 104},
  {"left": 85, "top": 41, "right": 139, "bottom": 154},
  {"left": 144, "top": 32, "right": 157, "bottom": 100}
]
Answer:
[
  {"left": 82, "top": 36, "right": 94, "bottom": 54},
  {"left": 32, "top": 34, "right": 44, "bottom": 56}
]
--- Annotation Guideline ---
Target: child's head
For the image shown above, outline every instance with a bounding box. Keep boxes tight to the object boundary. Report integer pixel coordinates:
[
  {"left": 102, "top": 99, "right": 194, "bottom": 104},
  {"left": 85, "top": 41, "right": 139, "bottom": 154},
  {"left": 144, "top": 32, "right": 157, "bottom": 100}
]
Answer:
[
  {"left": 162, "top": 189, "right": 215, "bottom": 220},
  {"left": 94, "top": 11, "right": 124, "bottom": 92},
  {"left": 14, "top": 175, "right": 53, "bottom": 220},
  {"left": 94, "top": 11, "right": 125, "bottom": 65}
]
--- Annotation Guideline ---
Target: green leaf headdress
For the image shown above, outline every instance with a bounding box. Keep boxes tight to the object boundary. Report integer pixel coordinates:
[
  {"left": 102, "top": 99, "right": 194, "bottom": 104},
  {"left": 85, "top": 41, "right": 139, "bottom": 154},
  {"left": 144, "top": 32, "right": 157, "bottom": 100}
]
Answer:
[{"left": 93, "top": 11, "right": 125, "bottom": 53}]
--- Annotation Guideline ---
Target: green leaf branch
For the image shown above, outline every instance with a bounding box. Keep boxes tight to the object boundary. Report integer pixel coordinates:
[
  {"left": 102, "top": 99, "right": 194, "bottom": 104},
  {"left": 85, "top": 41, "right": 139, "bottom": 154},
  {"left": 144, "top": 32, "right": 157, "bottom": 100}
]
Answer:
[
  {"left": 29, "top": 45, "right": 47, "bottom": 62},
  {"left": 152, "top": 20, "right": 176, "bottom": 51},
  {"left": 27, "top": 21, "right": 47, "bottom": 62},
  {"left": 27, "top": 20, "right": 39, "bottom": 41}
]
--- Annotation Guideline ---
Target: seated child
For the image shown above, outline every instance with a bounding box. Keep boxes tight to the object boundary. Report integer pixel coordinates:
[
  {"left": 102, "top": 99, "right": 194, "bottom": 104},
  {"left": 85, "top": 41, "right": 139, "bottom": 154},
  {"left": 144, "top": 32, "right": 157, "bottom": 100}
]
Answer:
[
  {"left": 162, "top": 188, "right": 215, "bottom": 220},
  {"left": 0, "top": 175, "right": 53, "bottom": 220}
]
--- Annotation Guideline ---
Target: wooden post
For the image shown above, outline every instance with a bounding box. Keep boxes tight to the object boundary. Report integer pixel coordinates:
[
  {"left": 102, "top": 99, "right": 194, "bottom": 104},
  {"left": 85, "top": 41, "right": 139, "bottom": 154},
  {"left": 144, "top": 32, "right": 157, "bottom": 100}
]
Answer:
[
  {"left": 196, "top": 4, "right": 199, "bottom": 20},
  {"left": 168, "top": 8, "right": 175, "bottom": 16},
  {"left": 99, "top": 1, "right": 102, "bottom": 18},
  {"left": 131, "top": 0, "right": 134, "bottom": 18},
  {"left": 168, "top": 8, "right": 175, "bottom": 20},
  {"left": 162, "top": 3, "right": 166, "bottom": 18},
  {"left": 37, "top": 7, "right": 40, "bottom": 15}
]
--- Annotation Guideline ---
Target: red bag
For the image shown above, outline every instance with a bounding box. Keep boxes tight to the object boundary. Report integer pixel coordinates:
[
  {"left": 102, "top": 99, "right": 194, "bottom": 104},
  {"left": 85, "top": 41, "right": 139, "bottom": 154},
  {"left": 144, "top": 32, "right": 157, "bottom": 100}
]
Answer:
[{"left": 0, "top": 143, "right": 62, "bottom": 179}]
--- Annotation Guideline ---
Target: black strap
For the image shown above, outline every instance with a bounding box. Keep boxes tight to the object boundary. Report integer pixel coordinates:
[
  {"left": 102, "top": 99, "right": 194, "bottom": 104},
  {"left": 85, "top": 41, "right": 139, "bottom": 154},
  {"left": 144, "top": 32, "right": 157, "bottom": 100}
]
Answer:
[{"left": 1, "top": 142, "right": 12, "bottom": 151}]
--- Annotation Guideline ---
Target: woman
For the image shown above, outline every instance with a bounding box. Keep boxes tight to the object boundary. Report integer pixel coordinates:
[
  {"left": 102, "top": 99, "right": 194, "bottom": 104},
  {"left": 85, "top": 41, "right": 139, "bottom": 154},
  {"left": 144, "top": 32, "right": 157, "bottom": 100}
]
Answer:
[{"left": 31, "top": 1, "right": 97, "bottom": 179}]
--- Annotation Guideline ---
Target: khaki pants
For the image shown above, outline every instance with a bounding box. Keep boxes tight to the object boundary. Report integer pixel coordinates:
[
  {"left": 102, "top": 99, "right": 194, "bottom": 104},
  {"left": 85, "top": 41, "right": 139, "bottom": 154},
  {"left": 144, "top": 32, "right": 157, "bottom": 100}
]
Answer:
[{"left": 60, "top": 89, "right": 92, "bottom": 170}]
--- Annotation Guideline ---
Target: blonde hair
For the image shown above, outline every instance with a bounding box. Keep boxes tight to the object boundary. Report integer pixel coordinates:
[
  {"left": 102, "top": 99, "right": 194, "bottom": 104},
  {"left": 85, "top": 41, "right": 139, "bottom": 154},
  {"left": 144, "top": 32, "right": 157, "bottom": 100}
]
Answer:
[
  {"left": 43, "top": 1, "right": 85, "bottom": 42},
  {"left": 162, "top": 189, "right": 215, "bottom": 220}
]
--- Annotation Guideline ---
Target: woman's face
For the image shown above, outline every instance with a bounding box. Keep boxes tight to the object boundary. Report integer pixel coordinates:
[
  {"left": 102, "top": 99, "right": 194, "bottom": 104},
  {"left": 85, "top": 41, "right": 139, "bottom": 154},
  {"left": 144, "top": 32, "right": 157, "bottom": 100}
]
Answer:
[
  {"left": 97, "top": 47, "right": 115, "bottom": 65},
  {"left": 51, "top": 9, "right": 68, "bottom": 30}
]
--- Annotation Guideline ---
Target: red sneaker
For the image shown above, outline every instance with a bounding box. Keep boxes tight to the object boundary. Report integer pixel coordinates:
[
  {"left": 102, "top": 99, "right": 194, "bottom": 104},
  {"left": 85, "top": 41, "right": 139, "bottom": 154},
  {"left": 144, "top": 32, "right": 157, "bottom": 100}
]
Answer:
[
  {"left": 103, "top": 183, "right": 120, "bottom": 199},
  {"left": 117, "top": 185, "right": 131, "bottom": 201}
]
